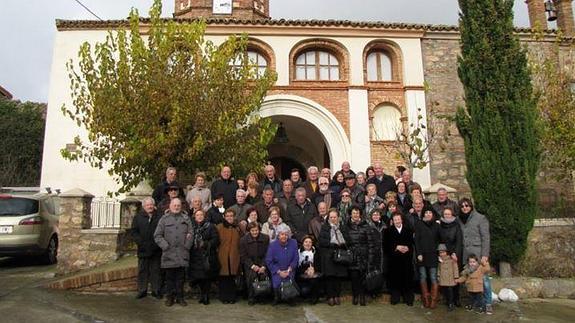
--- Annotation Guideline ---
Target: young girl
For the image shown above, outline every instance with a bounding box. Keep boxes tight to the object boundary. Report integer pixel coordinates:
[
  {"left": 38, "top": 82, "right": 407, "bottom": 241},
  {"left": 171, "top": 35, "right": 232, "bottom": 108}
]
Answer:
[
  {"left": 437, "top": 244, "right": 459, "bottom": 311},
  {"left": 457, "top": 254, "right": 490, "bottom": 313},
  {"left": 297, "top": 235, "right": 320, "bottom": 304}
]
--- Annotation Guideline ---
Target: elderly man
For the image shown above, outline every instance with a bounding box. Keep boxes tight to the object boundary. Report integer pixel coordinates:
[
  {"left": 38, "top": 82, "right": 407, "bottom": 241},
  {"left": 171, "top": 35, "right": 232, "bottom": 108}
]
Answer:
[
  {"left": 211, "top": 166, "right": 239, "bottom": 208},
  {"left": 285, "top": 187, "right": 318, "bottom": 243},
  {"left": 132, "top": 197, "right": 162, "bottom": 299},
  {"left": 303, "top": 166, "right": 320, "bottom": 198},
  {"left": 432, "top": 188, "right": 459, "bottom": 217},
  {"left": 340, "top": 161, "right": 355, "bottom": 177},
  {"left": 260, "top": 164, "right": 282, "bottom": 195},
  {"left": 277, "top": 179, "right": 295, "bottom": 212},
  {"left": 290, "top": 168, "right": 303, "bottom": 189},
  {"left": 152, "top": 167, "right": 184, "bottom": 204},
  {"left": 367, "top": 163, "right": 396, "bottom": 199},
  {"left": 154, "top": 198, "right": 194, "bottom": 307},
  {"left": 312, "top": 176, "right": 334, "bottom": 209},
  {"left": 308, "top": 201, "right": 328, "bottom": 241},
  {"left": 401, "top": 169, "right": 417, "bottom": 192},
  {"left": 254, "top": 187, "right": 283, "bottom": 223},
  {"left": 229, "top": 189, "right": 253, "bottom": 222}
]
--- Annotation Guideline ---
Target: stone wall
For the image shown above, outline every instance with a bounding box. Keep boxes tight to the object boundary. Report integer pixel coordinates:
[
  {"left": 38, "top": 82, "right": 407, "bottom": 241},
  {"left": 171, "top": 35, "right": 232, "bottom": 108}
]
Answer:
[{"left": 516, "top": 219, "right": 575, "bottom": 278}]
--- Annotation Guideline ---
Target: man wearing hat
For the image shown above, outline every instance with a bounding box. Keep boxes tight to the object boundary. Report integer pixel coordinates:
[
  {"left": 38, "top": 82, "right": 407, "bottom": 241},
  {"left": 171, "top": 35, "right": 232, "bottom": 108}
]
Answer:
[
  {"left": 343, "top": 173, "right": 365, "bottom": 210},
  {"left": 158, "top": 184, "right": 189, "bottom": 216}
]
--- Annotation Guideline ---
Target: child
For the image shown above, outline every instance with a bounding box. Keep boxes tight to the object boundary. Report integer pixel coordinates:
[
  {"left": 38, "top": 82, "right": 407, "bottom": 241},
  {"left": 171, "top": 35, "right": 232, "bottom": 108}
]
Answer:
[
  {"left": 456, "top": 254, "right": 490, "bottom": 314},
  {"left": 437, "top": 244, "right": 459, "bottom": 311}
]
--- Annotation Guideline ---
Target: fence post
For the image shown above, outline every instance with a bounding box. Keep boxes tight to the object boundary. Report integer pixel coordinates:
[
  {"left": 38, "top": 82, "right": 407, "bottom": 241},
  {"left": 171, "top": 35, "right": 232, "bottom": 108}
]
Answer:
[
  {"left": 57, "top": 188, "right": 94, "bottom": 275},
  {"left": 118, "top": 196, "right": 146, "bottom": 254}
]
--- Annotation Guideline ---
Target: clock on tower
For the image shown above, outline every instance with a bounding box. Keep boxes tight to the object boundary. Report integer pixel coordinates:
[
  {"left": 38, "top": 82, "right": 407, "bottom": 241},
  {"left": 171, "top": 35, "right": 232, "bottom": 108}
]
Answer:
[
  {"left": 213, "top": 0, "right": 233, "bottom": 15},
  {"left": 174, "top": 0, "right": 270, "bottom": 20}
]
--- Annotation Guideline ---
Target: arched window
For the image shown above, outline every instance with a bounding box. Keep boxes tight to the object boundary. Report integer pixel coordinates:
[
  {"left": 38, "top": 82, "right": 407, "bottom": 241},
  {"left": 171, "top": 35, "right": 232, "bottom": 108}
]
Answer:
[
  {"left": 295, "top": 51, "right": 340, "bottom": 81},
  {"left": 366, "top": 51, "right": 392, "bottom": 81},
  {"left": 371, "top": 105, "right": 402, "bottom": 141},
  {"left": 231, "top": 50, "right": 268, "bottom": 77}
]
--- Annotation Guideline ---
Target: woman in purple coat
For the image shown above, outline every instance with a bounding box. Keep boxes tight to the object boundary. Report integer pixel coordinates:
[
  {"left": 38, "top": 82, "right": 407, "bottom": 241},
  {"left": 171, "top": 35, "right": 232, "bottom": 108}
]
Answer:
[{"left": 265, "top": 223, "right": 299, "bottom": 305}]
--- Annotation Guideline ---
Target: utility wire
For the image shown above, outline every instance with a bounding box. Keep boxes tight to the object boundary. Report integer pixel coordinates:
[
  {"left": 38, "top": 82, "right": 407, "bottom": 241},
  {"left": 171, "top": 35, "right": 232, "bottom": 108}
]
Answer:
[{"left": 72, "top": 0, "right": 103, "bottom": 21}]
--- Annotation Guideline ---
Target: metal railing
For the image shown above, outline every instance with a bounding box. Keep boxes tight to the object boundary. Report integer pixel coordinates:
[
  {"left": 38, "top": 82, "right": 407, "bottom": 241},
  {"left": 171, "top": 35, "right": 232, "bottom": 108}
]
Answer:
[{"left": 90, "top": 197, "right": 121, "bottom": 228}]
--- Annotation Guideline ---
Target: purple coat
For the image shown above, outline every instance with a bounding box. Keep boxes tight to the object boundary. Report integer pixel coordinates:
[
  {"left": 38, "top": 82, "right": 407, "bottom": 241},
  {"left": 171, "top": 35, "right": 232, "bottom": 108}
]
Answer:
[{"left": 265, "top": 238, "right": 299, "bottom": 289}]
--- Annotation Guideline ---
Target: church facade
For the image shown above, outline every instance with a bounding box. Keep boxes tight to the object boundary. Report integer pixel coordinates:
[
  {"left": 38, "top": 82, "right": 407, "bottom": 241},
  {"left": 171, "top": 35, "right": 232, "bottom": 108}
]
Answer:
[{"left": 41, "top": 0, "right": 573, "bottom": 198}]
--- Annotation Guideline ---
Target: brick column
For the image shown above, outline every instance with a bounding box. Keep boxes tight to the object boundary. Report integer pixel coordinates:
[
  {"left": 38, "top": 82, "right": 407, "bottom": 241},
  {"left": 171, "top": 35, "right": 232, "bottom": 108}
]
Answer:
[
  {"left": 57, "top": 188, "right": 94, "bottom": 275},
  {"left": 526, "top": 0, "right": 548, "bottom": 29},
  {"left": 556, "top": 0, "right": 575, "bottom": 37}
]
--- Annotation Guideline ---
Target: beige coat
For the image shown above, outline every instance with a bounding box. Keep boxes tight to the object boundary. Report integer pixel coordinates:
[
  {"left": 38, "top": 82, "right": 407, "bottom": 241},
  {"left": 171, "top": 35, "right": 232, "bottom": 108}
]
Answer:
[
  {"left": 457, "top": 263, "right": 490, "bottom": 293},
  {"left": 438, "top": 255, "right": 459, "bottom": 287}
]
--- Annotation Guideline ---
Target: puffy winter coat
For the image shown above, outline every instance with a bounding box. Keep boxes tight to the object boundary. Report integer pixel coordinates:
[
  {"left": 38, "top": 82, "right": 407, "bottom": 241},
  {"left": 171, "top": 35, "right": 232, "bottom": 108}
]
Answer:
[
  {"left": 154, "top": 212, "right": 194, "bottom": 268},
  {"left": 318, "top": 222, "right": 349, "bottom": 278},
  {"left": 345, "top": 218, "right": 377, "bottom": 272}
]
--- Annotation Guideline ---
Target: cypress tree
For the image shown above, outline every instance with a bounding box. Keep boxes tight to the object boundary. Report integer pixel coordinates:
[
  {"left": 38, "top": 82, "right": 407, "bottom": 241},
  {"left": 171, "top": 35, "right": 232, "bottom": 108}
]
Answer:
[{"left": 456, "top": 0, "right": 540, "bottom": 264}]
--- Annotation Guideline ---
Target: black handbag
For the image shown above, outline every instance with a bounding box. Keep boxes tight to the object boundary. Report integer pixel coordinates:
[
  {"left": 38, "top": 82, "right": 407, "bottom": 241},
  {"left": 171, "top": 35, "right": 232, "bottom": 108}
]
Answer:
[
  {"left": 364, "top": 269, "right": 383, "bottom": 292},
  {"left": 280, "top": 279, "right": 300, "bottom": 300},
  {"left": 235, "top": 274, "right": 246, "bottom": 293},
  {"left": 332, "top": 249, "right": 353, "bottom": 265},
  {"left": 252, "top": 275, "right": 272, "bottom": 297}
]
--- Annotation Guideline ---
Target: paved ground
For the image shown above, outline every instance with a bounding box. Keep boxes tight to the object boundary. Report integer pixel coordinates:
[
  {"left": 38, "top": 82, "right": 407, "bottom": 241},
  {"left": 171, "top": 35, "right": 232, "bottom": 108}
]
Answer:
[{"left": 1, "top": 257, "right": 574, "bottom": 323}]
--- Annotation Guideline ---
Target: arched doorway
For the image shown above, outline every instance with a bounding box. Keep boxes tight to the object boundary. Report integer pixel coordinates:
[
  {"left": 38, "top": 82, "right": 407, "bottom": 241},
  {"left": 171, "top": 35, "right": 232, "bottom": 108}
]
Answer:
[
  {"left": 259, "top": 95, "right": 351, "bottom": 177},
  {"left": 269, "top": 156, "right": 307, "bottom": 182}
]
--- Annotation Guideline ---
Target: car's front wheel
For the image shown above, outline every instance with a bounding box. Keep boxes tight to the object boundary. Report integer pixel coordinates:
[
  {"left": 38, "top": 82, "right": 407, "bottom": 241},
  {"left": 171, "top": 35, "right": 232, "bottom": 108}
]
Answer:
[{"left": 42, "top": 235, "right": 58, "bottom": 265}]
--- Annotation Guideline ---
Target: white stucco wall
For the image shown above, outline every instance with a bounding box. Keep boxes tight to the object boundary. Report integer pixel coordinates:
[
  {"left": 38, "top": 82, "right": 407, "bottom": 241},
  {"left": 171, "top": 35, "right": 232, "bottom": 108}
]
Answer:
[{"left": 41, "top": 26, "right": 431, "bottom": 196}]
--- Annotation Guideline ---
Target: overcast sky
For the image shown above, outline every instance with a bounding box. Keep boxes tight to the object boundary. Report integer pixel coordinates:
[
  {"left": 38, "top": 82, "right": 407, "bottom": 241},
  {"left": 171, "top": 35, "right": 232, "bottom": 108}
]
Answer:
[{"left": 0, "top": 0, "right": 538, "bottom": 102}]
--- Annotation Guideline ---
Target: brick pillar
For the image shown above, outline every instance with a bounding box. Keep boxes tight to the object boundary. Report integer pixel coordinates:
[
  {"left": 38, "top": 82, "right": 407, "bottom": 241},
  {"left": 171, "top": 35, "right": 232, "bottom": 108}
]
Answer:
[
  {"left": 556, "top": 0, "right": 575, "bottom": 37},
  {"left": 57, "top": 188, "right": 94, "bottom": 275},
  {"left": 526, "top": 0, "right": 548, "bottom": 29}
]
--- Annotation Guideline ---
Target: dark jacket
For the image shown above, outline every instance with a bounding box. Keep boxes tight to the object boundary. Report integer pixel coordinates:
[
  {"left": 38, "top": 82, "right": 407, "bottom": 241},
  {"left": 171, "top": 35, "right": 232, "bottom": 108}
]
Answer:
[
  {"left": 207, "top": 204, "right": 225, "bottom": 225},
  {"left": 439, "top": 217, "right": 464, "bottom": 268},
  {"left": 312, "top": 190, "right": 335, "bottom": 209},
  {"left": 308, "top": 214, "right": 326, "bottom": 242},
  {"left": 154, "top": 212, "right": 194, "bottom": 268},
  {"left": 157, "top": 197, "right": 189, "bottom": 217},
  {"left": 131, "top": 210, "right": 162, "bottom": 258},
  {"left": 396, "top": 193, "right": 412, "bottom": 215},
  {"left": 239, "top": 233, "right": 270, "bottom": 272},
  {"left": 432, "top": 198, "right": 460, "bottom": 217},
  {"left": 346, "top": 184, "right": 366, "bottom": 210},
  {"left": 285, "top": 200, "right": 318, "bottom": 243},
  {"left": 254, "top": 200, "right": 283, "bottom": 224},
  {"left": 260, "top": 178, "right": 282, "bottom": 196},
  {"left": 188, "top": 220, "right": 220, "bottom": 281},
  {"left": 384, "top": 225, "right": 414, "bottom": 290},
  {"left": 414, "top": 219, "right": 441, "bottom": 268},
  {"left": 368, "top": 220, "right": 387, "bottom": 274},
  {"left": 210, "top": 178, "right": 239, "bottom": 208},
  {"left": 302, "top": 180, "right": 319, "bottom": 198},
  {"left": 318, "top": 222, "right": 349, "bottom": 277},
  {"left": 367, "top": 175, "right": 396, "bottom": 199},
  {"left": 229, "top": 203, "right": 253, "bottom": 222},
  {"left": 345, "top": 218, "right": 377, "bottom": 272}
]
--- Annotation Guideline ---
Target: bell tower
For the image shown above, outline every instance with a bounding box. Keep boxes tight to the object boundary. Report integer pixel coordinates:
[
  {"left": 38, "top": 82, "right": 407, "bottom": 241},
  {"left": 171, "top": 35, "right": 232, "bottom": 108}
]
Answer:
[{"left": 174, "top": 0, "right": 270, "bottom": 20}]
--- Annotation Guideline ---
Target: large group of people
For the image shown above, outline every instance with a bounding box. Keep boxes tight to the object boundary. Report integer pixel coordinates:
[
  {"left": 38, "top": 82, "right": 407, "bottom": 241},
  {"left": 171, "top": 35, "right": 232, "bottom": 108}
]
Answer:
[{"left": 132, "top": 162, "right": 493, "bottom": 314}]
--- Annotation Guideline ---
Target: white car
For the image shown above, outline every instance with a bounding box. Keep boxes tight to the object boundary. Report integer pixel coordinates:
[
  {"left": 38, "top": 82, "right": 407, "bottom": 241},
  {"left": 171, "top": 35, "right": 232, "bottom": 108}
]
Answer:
[{"left": 0, "top": 189, "right": 60, "bottom": 264}]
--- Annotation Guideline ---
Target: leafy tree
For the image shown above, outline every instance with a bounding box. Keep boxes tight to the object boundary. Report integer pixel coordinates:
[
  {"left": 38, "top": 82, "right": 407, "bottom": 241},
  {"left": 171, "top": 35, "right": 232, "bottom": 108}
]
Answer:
[
  {"left": 455, "top": 0, "right": 540, "bottom": 264},
  {"left": 529, "top": 35, "right": 575, "bottom": 184},
  {"left": 61, "top": 0, "right": 277, "bottom": 194},
  {"left": 0, "top": 98, "right": 46, "bottom": 187}
]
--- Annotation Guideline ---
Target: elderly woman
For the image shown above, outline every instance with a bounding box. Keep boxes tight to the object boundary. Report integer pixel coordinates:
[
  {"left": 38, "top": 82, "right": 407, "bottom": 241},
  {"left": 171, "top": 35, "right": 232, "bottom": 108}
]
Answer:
[
  {"left": 186, "top": 172, "right": 211, "bottom": 212},
  {"left": 188, "top": 209, "right": 220, "bottom": 305},
  {"left": 346, "top": 206, "right": 377, "bottom": 306},
  {"left": 415, "top": 209, "right": 441, "bottom": 308},
  {"left": 385, "top": 212, "right": 415, "bottom": 306},
  {"left": 239, "top": 222, "right": 270, "bottom": 305},
  {"left": 261, "top": 206, "right": 283, "bottom": 242},
  {"left": 216, "top": 208, "right": 241, "bottom": 304},
  {"left": 356, "top": 171, "right": 367, "bottom": 188},
  {"left": 439, "top": 207, "right": 464, "bottom": 307},
  {"left": 367, "top": 209, "right": 387, "bottom": 295},
  {"left": 319, "top": 208, "right": 349, "bottom": 306},
  {"left": 265, "top": 223, "right": 299, "bottom": 305}
]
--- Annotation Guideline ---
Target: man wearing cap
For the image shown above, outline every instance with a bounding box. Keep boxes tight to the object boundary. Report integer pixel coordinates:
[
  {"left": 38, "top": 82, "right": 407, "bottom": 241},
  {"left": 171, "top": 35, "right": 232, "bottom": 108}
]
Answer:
[
  {"left": 158, "top": 184, "right": 189, "bottom": 216},
  {"left": 344, "top": 173, "right": 366, "bottom": 210}
]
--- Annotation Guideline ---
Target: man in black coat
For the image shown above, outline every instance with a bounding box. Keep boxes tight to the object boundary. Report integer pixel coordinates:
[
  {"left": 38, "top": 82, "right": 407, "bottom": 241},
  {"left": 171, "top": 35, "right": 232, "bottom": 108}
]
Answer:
[
  {"left": 210, "top": 166, "right": 239, "bottom": 208},
  {"left": 152, "top": 167, "right": 184, "bottom": 204},
  {"left": 260, "top": 164, "right": 282, "bottom": 196},
  {"left": 366, "top": 163, "right": 396, "bottom": 200},
  {"left": 285, "top": 187, "right": 318, "bottom": 244},
  {"left": 131, "top": 197, "right": 162, "bottom": 299}
]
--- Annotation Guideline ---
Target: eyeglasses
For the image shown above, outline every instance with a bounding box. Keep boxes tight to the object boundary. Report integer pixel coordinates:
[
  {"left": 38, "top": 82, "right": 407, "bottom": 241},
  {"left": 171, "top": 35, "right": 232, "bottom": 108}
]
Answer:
[
  {"left": 461, "top": 204, "right": 470, "bottom": 208},
  {"left": 320, "top": 183, "right": 329, "bottom": 186},
  {"left": 342, "top": 194, "right": 350, "bottom": 197}
]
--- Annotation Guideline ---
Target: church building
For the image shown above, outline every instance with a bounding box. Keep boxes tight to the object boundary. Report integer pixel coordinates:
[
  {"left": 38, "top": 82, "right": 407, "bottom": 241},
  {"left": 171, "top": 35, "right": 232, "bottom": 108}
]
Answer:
[{"left": 41, "top": 0, "right": 573, "bottom": 198}]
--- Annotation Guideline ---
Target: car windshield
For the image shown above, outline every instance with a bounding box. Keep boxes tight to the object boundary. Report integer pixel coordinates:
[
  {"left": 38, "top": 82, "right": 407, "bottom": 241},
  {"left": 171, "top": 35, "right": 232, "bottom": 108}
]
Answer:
[{"left": 0, "top": 197, "right": 39, "bottom": 216}]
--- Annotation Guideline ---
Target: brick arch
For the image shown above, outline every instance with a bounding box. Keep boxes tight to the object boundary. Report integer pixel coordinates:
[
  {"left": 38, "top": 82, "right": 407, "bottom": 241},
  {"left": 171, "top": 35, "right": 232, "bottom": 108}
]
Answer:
[
  {"left": 363, "top": 39, "right": 404, "bottom": 83},
  {"left": 246, "top": 37, "right": 276, "bottom": 72},
  {"left": 289, "top": 38, "right": 350, "bottom": 83}
]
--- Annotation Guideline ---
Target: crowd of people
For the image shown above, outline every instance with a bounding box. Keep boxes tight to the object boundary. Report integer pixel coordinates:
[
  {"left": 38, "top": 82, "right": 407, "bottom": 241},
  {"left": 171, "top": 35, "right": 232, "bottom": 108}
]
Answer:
[{"left": 132, "top": 162, "right": 493, "bottom": 314}]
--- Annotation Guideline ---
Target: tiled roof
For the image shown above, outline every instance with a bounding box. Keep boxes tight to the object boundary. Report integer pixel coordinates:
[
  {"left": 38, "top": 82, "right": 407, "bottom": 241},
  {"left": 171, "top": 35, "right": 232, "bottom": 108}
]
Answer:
[
  {"left": 55, "top": 17, "right": 556, "bottom": 35},
  {"left": 0, "top": 85, "right": 13, "bottom": 100}
]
